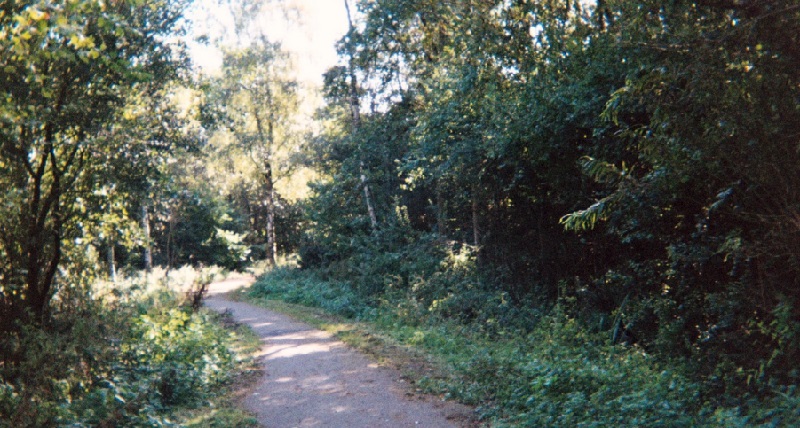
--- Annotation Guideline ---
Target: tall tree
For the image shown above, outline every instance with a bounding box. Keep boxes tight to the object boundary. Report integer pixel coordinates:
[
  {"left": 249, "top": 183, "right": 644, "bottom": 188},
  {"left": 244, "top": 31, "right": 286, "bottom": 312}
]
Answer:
[
  {"left": 344, "top": 0, "right": 379, "bottom": 231},
  {"left": 0, "top": 0, "right": 188, "bottom": 323},
  {"left": 201, "top": 39, "right": 299, "bottom": 265}
]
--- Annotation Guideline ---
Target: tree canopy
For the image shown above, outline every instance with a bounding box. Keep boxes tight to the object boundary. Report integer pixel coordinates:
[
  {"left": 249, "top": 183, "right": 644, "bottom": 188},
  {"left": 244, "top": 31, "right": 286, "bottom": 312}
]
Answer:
[{"left": 303, "top": 0, "right": 800, "bottom": 394}]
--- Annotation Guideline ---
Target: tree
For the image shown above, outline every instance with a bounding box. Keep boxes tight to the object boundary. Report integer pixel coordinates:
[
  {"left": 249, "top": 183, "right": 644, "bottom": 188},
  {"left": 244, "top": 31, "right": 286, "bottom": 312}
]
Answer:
[
  {"left": 561, "top": 0, "right": 800, "bottom": 381},
  {"left": 306, "top": 0, "right": 800, "bottom": 390},
  {"left": 201, "top": 39, "right": 299, "bottom": 266},
  {"left": 344, "top": 0, "right": 379, "bottom": 231},
  {"left": 0, "top": 0, "right": 188, "bottom": 324}
]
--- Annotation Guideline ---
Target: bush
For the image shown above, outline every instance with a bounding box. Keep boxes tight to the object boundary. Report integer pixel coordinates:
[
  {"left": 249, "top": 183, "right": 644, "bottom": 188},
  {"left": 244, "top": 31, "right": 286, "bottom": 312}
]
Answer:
[
  {"left": 0, "top": 270, "right": 246, "bottom": 427},
  {"left": 249, "top": 267, "right": 370, "bottom": 319},
  {"left": 121, "top": 308, "right": 239, "bottom": 407},
  {"left": 499, "top": 312, "right": 700, "bottom": 427}
]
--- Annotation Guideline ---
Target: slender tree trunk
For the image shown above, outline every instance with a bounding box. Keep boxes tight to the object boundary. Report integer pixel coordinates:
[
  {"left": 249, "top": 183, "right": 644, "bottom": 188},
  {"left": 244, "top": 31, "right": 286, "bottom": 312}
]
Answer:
[
  {"left": 266, "top": 115, "right": 277, "bottom": 265},
  {"left": 107, "top": 244, "right": 116, "bottom": 283},
  {"left": 105, "top": 196, "right": 117, "bottom": 282},
  {"left": 142, "top": 203, "right": 152, "bottom": 272},
  {"left": 345, "top": 0, "right": 378, "bottom": 231},
  {"left": 361, "top": 160, "right": 378, "bottom": 230},
  {"left": 471, "top": 190, "right": 481, "bottom": 246},
  {"left": 167, "top": 206, "right": 174, "bottom": 269},
  {"left": 252, "top": 94, "right": 277, "bottom": 266},
  {"left": 264, "top": 161, "right": 277, "bottom": 265}
]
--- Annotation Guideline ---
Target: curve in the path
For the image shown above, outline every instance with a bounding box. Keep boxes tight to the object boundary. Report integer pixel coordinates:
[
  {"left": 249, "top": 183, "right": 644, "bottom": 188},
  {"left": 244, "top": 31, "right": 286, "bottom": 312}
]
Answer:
[{"left": 205, "top": 277, "right": 472, "bottom": 428}]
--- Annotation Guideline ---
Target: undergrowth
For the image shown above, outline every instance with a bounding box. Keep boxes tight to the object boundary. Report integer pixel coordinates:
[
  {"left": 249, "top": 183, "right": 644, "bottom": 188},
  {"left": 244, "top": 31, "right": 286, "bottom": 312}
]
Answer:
[
  {"left": 0, "top": 267, "right": 257, "bottom": 427},
  {"left": 248, "top": 266, "right": 800, "bottom": 427}
]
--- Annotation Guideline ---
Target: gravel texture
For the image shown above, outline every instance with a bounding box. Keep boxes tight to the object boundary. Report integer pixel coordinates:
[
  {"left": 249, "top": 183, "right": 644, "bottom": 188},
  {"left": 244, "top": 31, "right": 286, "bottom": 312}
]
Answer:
[{"left": 205, "top": 276, "right": 473, "bottom": 428}]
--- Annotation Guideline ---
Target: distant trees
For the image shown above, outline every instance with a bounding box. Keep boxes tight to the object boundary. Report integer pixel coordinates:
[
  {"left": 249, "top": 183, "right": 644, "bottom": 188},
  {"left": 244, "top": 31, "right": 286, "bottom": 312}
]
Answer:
[
  {"left": 199, "top": 38, "right": 300, "bottom": 266},
  {"left": 0, "top": 0, "right": 189, "bottom": 324},
  {"left": 305, "top": 0, "right": 800, "bottom": 389}
]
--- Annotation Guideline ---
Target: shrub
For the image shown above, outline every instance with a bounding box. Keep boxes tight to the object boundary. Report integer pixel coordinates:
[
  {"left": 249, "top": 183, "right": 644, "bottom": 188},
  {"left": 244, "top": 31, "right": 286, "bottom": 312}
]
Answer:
[
  {"left": 0, "top": 269, "right": 246, "bottom": 427},
  {"left": 249, "top": 267, "right": 369, "bottom": 319},
  {"left": 121, "top": 308, "right": 239, "bottom": 407}
]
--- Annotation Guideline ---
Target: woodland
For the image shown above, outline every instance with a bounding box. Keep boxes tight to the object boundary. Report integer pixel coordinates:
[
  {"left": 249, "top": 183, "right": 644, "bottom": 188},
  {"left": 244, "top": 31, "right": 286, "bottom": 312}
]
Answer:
[{"left": 1, "top": 0, "right": 800, "bottom": 426}]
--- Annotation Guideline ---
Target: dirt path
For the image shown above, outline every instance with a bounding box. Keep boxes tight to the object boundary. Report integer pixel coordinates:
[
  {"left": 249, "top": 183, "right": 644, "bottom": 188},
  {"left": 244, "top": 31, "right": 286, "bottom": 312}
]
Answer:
[{"left": 204, "top": 276, "right": 474, "bottom": 428}]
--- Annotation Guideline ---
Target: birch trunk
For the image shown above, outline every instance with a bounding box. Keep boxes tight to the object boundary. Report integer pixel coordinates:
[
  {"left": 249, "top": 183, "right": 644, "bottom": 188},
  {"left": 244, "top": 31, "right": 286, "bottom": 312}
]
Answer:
[
  {"left": 253, "top": 93, "right": 277, "bottom": 266},
  {"left": 142, "top": 204, "right": 152, "bottom": 272},
  {"left": 471, "top": 192, "right": 480, "bottom": 247},
  {"left": 107, "top": 244, "right": 116, "bottom": 283},
  {"left": 345, "top": 0, "right": 378, "bottom": 231},
  {"left": 264, "top": 160, "right": 277, "bottom": 266}
]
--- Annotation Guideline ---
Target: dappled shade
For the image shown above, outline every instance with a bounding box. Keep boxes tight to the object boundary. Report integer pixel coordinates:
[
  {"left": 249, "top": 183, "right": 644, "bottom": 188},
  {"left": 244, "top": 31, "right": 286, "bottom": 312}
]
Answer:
[{"left": 205, "top": 292, "right": 467, "bottom": 427}]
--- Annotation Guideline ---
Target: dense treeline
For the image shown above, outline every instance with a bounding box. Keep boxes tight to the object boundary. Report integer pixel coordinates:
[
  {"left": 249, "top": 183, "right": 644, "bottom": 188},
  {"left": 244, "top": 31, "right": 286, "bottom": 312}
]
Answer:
[{"left": 301, "top": 0, "right": 800, "bottom": 405}]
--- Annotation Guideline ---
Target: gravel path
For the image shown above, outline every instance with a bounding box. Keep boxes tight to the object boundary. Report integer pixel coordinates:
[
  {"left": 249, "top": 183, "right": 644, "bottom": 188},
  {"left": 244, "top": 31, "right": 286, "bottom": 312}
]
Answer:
[{"left": 205, "top": 276, "right": 474, "bottom": 428}]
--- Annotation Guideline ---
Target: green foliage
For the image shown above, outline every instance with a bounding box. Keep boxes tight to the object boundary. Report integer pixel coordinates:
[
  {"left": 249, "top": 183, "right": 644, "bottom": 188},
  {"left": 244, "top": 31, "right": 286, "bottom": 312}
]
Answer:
[
  {"left": 150, "top": 189, "right": 250, "bottom": 270},
  {"left": 487, "top": 312, "right": 700, "bottom": 427},
  {"left": 123, "top": 308, "right": 237, "bottom": 407},
  {"left": 250, "top": 268, "right": 800, "bottom": 426},
  {"left": 0, "top": 269, "right": 247, "bottom": 427},
  {"left": 249, "top": 267, "right": 368, "bottom": 319},
  {"left": 305, "top": 0, "right": 800, "bottom": 411},
  {"left": 0, "top": 0, "right": 190, "bottom": 322}
]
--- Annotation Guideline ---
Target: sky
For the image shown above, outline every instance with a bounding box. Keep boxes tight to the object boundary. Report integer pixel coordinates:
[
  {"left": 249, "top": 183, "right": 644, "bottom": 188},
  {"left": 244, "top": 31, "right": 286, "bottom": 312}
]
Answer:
[{"left": 186, "top": 0, "right": 349, "bottom": 87}]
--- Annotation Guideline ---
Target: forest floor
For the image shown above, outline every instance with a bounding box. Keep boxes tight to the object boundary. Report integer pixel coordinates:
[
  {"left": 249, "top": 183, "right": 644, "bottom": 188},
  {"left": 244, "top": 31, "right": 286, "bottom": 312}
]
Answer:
[{"left": 205, "top": 276, "right": 475, "bottom": 428}]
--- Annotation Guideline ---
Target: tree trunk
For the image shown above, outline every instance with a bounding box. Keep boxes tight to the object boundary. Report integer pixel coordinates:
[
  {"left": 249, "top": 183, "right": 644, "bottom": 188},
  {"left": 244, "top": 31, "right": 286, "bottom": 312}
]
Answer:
[
  {"left": 24, "top": 141, "right": 64, "bottom": 323},
  {"left": 25, "top": 220, "right": 59, "bottom": 323},
  {"left": 107, "top": 244, "right": 116, "bottom": 283},
  {"left": 361, "top": 161, "right": 378, "bottom": 230},
  {"left": 253, "top": 92, "right": 277, "bottom": 266},
  {"left": 167, "top": 205, "right": 175, "bottom": 269},
  {"left": 345, "top": 0, "right": 378, "bottom": 231},
  {"left": 264, "top": 162, "right": 277, "bottom": 266},
  {"left": 142, "top": 203, "right": 152, "bottom": 272},
  {"left": 471, "top": 190, "right": 481, "bottom": 246}
]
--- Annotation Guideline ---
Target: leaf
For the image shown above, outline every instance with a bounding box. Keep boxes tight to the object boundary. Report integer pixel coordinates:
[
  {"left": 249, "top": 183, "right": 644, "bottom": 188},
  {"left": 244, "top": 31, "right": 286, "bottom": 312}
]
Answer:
[
  {"left": 28, "top": 9, "right": 50, "bottom": 21},
  {"left": 708, "top": 187, "right": 734, "bottom": 214},
  {"left": 561, "top": 195, "right": 617, "bottom": 231}
]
